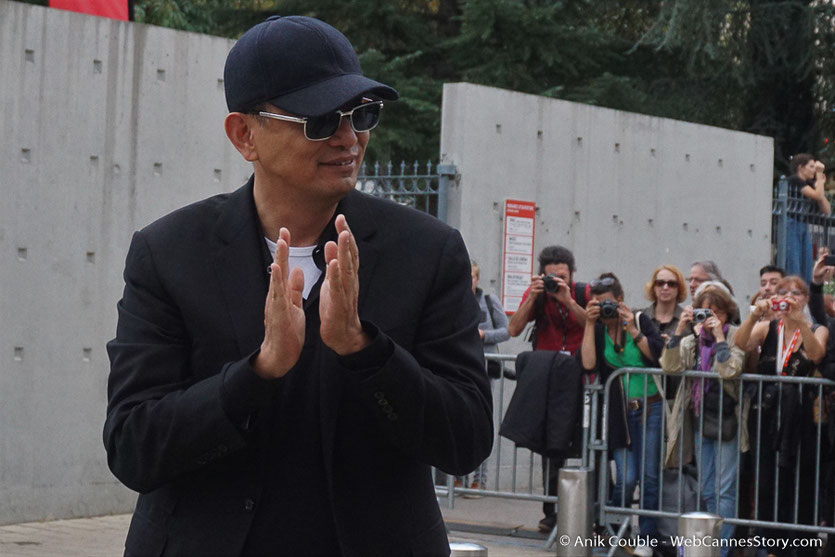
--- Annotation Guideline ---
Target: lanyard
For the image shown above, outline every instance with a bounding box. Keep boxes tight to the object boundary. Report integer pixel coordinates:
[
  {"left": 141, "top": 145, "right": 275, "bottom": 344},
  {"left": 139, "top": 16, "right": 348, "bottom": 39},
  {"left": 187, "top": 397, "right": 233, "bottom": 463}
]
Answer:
[{"left": 776, "top": 320, "right": 801, "bottom": 375}]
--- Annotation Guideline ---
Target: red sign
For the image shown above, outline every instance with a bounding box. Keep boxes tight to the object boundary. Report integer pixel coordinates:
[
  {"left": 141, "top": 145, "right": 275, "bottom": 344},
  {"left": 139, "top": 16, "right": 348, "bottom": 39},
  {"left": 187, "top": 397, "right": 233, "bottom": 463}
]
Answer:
[
  {"left": 50, "top": 0, "right": 128, "bottom": 21},
  {"left": 501, "top": 199, "right": 536, "bottom": 313}
]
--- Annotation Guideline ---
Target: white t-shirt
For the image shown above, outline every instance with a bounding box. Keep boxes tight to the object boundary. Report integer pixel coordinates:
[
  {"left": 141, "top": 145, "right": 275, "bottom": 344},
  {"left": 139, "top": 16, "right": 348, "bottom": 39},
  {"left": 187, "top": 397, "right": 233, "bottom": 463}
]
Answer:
[{"left": 264, "top": 238, "right": 322, "bottom": 299}]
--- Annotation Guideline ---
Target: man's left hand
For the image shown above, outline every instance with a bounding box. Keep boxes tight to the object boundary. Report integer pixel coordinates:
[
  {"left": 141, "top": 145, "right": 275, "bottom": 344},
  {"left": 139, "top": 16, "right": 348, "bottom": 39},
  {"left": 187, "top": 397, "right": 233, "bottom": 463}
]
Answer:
[{"left": 320, "top": 214, "right": 371, "bottom": 355}]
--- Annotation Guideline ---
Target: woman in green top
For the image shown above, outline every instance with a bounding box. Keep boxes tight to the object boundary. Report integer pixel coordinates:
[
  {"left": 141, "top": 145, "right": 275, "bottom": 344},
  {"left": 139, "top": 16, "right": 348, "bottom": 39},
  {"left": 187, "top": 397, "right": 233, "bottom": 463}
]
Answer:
[{"left": 581, "top": 272, "right": 664, "bottom": 538}]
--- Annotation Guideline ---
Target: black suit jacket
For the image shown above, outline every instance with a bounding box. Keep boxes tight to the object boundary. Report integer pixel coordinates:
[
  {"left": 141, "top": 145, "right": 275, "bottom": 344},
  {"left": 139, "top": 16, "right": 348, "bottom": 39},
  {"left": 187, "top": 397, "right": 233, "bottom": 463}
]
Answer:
[{"left": 104, "top": 178, "right": 493, "bottom": 556}]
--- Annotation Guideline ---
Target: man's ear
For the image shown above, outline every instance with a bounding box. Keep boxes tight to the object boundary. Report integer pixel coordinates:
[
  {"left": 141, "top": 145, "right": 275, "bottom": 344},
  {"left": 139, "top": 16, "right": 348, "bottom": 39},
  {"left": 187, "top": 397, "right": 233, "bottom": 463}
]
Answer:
[{"left": 225, "top": 112, "right": 259, "bottom": 162}]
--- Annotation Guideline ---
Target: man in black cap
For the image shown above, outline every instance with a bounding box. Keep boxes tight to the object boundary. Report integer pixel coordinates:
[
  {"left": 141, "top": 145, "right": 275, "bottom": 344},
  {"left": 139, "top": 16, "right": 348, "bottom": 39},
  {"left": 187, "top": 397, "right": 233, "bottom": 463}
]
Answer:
[{"left": 104, "top": 16, "right": 492, "bottom": 556}]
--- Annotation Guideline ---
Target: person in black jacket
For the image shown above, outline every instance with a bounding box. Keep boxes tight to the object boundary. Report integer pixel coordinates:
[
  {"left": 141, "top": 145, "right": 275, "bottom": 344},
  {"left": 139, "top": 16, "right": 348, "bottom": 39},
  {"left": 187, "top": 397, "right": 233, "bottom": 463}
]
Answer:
[
  {"left": 104, "top": 16, "right": 492, "bottom": 556},
  {"left": 580, "top": 272, "right": 664, "bottom": 540}
]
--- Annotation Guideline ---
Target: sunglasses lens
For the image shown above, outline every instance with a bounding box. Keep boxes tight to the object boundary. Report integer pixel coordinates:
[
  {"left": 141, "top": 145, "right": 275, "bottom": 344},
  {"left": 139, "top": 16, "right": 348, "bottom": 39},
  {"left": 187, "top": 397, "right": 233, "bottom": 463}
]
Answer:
[
  {"left": 350, "top": 102, "right": 381, "bottom": 132},
  {"left": 305, "top": 113, "right": 342, "bottom": 140}
]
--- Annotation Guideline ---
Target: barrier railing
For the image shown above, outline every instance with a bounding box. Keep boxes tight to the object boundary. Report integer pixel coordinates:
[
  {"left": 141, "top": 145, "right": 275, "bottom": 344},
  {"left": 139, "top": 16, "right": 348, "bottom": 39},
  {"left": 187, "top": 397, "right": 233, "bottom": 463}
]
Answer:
[
  {"left": 597, "top": 367, "right": 835, "bottom": 548},
  {"left": 438, "top": 354, "right": 835, "bottom": 552}
]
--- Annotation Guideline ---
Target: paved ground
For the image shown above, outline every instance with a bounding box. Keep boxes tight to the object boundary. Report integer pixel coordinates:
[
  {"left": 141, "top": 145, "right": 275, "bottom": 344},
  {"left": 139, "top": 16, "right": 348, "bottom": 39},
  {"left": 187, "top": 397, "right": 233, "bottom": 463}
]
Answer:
[{"left": 0, "top": 497, "right": 568, "bottom": 556}]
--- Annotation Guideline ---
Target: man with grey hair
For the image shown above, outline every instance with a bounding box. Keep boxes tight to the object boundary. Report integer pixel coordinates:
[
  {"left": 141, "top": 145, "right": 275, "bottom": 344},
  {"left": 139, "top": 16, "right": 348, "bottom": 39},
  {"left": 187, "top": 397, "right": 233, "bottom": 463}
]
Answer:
[{"left": 688, "top": 260, "right": 734, "bottom": 300}]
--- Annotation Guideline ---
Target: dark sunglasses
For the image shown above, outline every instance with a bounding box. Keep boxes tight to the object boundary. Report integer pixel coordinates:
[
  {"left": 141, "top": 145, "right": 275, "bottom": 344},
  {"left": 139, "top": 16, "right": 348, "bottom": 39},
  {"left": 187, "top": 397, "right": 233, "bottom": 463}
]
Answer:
[
  {"left": 654, "top": 279, "right": 678, "bottom": 288},
  {"left": 258, "top": 99, "right": 384, "bottom": 141},
  {"left": 590, "top": 277, "right": 616, "bottom": 287}
]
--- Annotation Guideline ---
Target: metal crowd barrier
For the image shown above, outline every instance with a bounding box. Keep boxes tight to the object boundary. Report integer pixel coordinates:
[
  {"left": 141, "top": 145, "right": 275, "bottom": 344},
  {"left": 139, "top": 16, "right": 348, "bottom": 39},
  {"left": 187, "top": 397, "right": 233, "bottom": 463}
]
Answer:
[
  {"left": 436, "top": 352, "right": 597, "bottom": 549},
  {"left": 597, "top": 367, "right": 834, "bottom": 549},
  {"left": 438, "top": 354, "right": 835, "bottom": 552}
]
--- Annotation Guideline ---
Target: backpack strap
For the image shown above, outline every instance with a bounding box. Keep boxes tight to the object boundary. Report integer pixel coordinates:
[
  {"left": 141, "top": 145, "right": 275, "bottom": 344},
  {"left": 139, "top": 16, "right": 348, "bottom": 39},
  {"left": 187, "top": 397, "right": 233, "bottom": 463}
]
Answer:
[{"left": 574, "top": 281, "right": 590, "bottom": 308}]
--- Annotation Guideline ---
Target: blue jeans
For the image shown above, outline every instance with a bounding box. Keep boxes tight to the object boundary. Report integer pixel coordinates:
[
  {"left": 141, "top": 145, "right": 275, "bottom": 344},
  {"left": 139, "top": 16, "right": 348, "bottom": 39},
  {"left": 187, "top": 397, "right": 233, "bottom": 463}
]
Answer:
[
  {"left": 694, "top": 435, "right": 738, "bottom": 557},
  {"left": 786, "top": 217, "right": 812, "bottom": 283},
  {"left": 611, "top": 400, "right": 662, "bottom": 537}
]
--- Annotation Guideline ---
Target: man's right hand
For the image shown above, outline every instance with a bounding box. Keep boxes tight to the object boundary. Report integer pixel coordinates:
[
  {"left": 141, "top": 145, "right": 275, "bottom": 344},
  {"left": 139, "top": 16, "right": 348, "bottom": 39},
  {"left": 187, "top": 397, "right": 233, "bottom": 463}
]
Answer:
[{"left": 253, "top": 227, "right": 306, "bottom": 379}]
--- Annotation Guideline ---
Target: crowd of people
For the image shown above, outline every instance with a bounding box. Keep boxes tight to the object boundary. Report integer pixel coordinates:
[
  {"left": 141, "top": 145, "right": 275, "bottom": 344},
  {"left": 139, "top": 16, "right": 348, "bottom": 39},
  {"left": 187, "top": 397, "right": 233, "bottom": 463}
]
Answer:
[{"left": 472, "top": 240, "right": 835, "bottom": 557}]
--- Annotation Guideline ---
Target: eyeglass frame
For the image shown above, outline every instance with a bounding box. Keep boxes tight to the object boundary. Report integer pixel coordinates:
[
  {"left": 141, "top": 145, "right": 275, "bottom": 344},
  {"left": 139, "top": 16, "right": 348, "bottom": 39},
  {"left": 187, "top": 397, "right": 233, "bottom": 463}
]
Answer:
[
  {"left": 654, "top": 279, "right": 679, "bottom": 288},
  {"left": 256, "top": 99, "right": 384, "bottom": 141}
]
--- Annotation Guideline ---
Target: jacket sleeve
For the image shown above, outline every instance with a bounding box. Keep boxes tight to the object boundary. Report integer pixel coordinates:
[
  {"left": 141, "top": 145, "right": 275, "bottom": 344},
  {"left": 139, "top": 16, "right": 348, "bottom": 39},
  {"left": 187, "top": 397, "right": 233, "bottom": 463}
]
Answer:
[
  {"left": 640, "top": 313, "right": 664, "bottom": 364},
  {"left": 346, "top": 229, "right": 494, "bottom": 476},
  {"left": 660, "top": 334, "right": 693, "bottom": 374},
  {"left": 103, "top": 231, "right": 271, "bottom": 493},
  {"left": 483, "top": 295, "right": 510, "bottom": 345},
  {"left": 714, "top": 328, "right": 745, "bottom": 380}
]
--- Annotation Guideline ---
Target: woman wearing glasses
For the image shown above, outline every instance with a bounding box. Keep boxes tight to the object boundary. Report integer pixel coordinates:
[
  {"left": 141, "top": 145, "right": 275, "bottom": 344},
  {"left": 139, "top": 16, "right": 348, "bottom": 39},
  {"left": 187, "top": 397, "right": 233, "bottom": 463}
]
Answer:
[
  {"left": 734, "top": 276, "right": 827, "bottom": 557},
  {"left": 660, "top": 285, "right": 745, "bottom": 557},
  {"left": 639, "top": 265, "right": 687, "bottom": 340},
  {"left": 580, "top": 273, "right": 664, "bottom": 540}
]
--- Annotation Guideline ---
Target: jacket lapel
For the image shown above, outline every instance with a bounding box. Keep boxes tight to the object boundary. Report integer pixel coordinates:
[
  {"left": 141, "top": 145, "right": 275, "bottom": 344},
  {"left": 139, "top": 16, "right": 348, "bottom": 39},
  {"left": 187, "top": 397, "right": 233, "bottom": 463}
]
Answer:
[{"left": 210, "top": 177, "right": 270, "bottom": 357}]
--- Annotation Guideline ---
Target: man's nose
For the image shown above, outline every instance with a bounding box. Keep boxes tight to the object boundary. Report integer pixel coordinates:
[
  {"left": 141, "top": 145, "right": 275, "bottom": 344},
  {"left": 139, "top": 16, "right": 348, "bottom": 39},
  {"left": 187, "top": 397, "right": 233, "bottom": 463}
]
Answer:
[{"left": 327, "top": 115, "right": 358, "bottom": 145}]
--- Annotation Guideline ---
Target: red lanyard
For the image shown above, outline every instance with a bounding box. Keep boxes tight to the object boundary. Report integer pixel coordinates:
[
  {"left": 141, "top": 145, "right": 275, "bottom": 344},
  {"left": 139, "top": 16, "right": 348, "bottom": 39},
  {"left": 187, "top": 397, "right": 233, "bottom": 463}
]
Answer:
[{"left": 776, "top": 320, "right": 801, "bottom": 375}]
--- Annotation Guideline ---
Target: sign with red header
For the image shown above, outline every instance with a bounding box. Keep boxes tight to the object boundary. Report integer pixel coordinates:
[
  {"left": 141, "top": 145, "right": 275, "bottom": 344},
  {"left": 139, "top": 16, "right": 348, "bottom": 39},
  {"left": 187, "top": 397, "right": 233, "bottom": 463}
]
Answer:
[
  {"left": 50, "top": 0, "right": 128, "bottom": 21},
  {"left": 501, "top": 199, "right": 536, "bottom": 313}
]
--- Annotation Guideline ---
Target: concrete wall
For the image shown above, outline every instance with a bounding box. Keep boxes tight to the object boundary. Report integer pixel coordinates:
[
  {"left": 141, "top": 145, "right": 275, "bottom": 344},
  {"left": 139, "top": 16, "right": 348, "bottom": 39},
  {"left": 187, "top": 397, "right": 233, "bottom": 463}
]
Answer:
[
  {"left": 0, "top": 1, "right": 251, "bottom": 524},
  {"left": 441, "top": 83, "right": 774, "bottom": 348},
  {"left": 1, "top": 4, "right": 776, "bottom": 524}
]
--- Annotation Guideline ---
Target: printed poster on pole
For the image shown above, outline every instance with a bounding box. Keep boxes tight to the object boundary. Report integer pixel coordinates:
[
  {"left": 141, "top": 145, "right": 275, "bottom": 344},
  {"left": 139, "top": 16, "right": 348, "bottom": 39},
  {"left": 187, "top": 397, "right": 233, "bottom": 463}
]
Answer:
[{"left": 501, "top": 199, "right": 535, "bottom": 313}]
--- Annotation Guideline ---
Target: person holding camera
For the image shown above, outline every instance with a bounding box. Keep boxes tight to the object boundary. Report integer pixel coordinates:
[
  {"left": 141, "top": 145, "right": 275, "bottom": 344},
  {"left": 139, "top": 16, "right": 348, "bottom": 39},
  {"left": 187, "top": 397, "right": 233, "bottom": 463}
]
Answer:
[
  {"left": 660, "top": 285, "right": 746, "bottom": 557},
  {"left": 507, "top": 245, "right": 588, "bottom": 532},
  {"left": 734, "top": 276, "right": 827, "bottom": 556},
  {"left": 785, "top": 153, "right": 830, "bottom": 283},
  {"left": 580, "top": 273, "right": 664, "bottom": 540}
]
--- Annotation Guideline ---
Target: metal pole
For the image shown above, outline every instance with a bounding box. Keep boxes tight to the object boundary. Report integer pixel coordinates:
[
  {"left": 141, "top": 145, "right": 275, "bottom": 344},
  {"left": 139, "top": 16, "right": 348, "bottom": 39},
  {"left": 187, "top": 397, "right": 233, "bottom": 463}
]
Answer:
[
  {"left": 556, "top": 467, "right": 593, "bottom": 557},
  {"left": 437, "top": 164, "right": 456, "bottom": 223},
  {"left": 776, "top": 176, "right": 788, "bottom": 268},
  {"left": 677, "top": 512, "right": 722, "bottom": 557}
]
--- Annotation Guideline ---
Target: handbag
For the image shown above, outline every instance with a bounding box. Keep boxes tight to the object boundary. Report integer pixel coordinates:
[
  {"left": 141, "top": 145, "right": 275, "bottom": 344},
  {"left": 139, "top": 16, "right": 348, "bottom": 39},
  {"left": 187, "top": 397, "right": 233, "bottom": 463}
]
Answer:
[{"left": 700, "top": 383, "right": 737, "bottom": 441}]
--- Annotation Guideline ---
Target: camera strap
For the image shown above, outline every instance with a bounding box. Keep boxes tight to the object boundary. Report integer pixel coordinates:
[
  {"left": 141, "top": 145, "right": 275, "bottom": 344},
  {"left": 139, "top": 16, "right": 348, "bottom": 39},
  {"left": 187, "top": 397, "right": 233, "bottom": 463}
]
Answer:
[{"left": 776, "top": 320, "right": 801, "bottom": 375}]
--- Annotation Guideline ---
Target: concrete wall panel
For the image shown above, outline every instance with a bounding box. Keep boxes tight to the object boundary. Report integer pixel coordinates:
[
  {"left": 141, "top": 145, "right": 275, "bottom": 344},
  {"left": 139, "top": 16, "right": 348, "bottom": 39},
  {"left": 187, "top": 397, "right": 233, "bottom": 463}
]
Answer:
[
  {"left": 0, "top": 0, "right": 251, "bottom": 524},
  {"left": 442, "top": 83, "right": 773, "bottom": 320}
]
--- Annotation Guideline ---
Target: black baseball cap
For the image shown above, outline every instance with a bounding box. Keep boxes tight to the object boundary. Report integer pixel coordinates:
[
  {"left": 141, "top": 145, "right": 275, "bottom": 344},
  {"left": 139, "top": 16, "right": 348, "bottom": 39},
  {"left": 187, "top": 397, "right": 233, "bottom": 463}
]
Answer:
[{"left": 224, "top": 15, "right": 399, "bottom": 117}]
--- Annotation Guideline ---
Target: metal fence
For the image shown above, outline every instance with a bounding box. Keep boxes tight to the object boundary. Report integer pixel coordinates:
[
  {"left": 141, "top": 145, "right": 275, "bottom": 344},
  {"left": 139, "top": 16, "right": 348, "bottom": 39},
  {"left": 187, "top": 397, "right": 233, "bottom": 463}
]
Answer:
[
  {"left": 443, "top": 354, "right": 835, "bottom": 551},
  {"left": 772, "top": 176, "right": 835, "bottom": 273},
  {"left": 355, "top": 161, "right": 455, "bottom": 222},
  {"left": 598, "top": 368, "right": 835, "bottom": 543}
]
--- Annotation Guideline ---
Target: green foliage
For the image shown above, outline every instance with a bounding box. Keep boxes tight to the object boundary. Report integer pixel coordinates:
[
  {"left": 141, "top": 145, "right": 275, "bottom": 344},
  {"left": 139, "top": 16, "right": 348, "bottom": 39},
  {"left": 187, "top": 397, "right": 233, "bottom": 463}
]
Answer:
[{"left": 19, "top": 0, "right": 835, "bottom": 167}]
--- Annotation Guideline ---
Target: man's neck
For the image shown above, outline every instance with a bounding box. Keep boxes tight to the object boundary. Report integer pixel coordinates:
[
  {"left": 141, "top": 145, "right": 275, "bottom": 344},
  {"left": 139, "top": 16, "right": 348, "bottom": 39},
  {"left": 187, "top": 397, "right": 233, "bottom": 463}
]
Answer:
[{"left": 253, "top": 177, "right": 341, "bottom": 246}]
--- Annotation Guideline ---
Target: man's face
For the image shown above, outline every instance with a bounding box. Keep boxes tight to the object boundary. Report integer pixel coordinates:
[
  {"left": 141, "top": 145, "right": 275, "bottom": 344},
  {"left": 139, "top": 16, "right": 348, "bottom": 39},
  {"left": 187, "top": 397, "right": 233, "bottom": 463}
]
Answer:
[
  {"left": 760, "top": 271, "right": 782, "bottom": 297},
  {"left": 471, "top": 267, "right": 480, "bottom": 294},
  {"left": 250, "top": 101, "right": 369, "bottom": 201},
  {"left": 688, "top": 264, "right": 709, "bottom": 298}
]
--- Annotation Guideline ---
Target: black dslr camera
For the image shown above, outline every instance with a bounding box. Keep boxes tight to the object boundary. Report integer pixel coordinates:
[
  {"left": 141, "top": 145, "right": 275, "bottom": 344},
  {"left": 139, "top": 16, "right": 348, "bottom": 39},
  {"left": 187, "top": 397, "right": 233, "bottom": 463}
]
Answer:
[
  {"left": 692, "top": 308, "right": 713, "bottom": 323},
  {"left": 599, "top": 299, "right": 619, "bottom": 319},
  {"left": 543, "top": 273, "right": 561, "bottom": 293}
]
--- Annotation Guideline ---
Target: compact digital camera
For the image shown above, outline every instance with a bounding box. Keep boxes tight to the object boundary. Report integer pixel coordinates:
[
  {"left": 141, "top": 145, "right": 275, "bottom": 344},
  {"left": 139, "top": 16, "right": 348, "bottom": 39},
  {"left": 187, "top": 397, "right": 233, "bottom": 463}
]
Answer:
[
  {"left": 599, "top": 299, "right": 619, "bottom": 319},
  {"left": 771, "top": 299, "right": 789, "bottom": 312},
  {"left": 692, "top": 308, "right": 713, "bottom": 323},
  {"left": 543, "top": 273, "right": 561, "bottom": 293}
]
